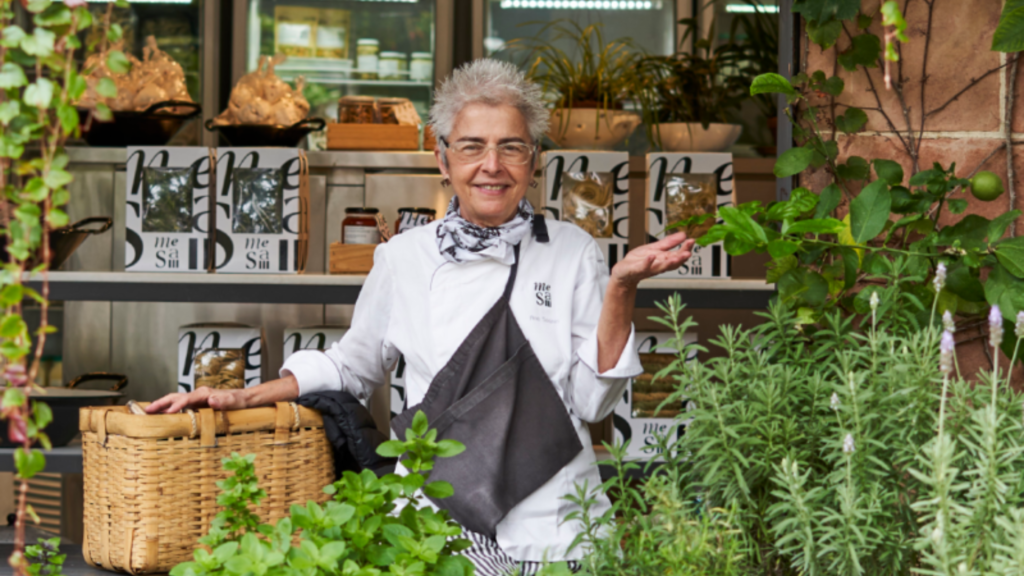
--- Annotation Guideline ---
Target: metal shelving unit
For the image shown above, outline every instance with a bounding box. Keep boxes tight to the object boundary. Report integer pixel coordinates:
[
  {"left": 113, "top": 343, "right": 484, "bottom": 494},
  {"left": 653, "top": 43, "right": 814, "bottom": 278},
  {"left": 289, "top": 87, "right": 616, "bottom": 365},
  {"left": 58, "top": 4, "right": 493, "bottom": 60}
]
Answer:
[{"left": 27, "top": 271, "right": 775, "bottom": 307}]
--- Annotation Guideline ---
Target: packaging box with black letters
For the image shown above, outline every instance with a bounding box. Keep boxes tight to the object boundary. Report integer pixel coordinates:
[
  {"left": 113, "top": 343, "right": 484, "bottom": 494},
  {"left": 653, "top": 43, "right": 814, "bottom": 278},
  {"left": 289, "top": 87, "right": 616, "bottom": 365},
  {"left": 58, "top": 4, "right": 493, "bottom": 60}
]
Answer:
[
  {"left": 124, "top": 146, "right": 214, "bottom": 272},
  {"left": 214, "top": 147, "right": 305, "bottom": 273},
  {"left": 612, "top": 331, "right": 697, "bottom": 460},
  {"left": 646, "top": 152, "right": 735, "bottom": 279},
  {"left": 540, "top": 151, "right": 629, "bottom": 271},
  {"left": 283, "top": 326, "right": 348, "bottom": 362},
  {"left": 177, "top": 323, "right": 265, "bottom": 393}
]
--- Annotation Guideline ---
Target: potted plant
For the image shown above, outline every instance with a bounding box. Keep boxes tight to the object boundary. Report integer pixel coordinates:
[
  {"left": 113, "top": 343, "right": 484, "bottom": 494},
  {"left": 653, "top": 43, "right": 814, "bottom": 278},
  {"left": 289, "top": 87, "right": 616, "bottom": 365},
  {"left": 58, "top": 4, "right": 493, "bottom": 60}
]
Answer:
[
  {"left": 733, "top": 0, "right": 780, "bottom": 154},
  {"left": 638, "top": 15, "right": 751, "bottom": 152},
  {"left": 509, "top": 21, "right": 646, "bottom": 150}
]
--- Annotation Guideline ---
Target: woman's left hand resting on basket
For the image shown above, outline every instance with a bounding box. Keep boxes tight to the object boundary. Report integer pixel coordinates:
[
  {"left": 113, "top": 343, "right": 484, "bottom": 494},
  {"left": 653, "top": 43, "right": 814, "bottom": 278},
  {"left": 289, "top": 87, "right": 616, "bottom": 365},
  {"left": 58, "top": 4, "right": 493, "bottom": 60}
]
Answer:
[{"left": 145, "top": 374, "right": 300, "bottom": 414}]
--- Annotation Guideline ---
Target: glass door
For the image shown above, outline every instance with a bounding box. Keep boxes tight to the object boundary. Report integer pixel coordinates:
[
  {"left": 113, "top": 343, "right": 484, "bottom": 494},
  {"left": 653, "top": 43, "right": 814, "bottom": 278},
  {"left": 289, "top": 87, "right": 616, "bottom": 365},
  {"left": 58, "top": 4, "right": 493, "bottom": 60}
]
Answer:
[{"left": 242, "top": 0, "right": 438, "bottom": 137}]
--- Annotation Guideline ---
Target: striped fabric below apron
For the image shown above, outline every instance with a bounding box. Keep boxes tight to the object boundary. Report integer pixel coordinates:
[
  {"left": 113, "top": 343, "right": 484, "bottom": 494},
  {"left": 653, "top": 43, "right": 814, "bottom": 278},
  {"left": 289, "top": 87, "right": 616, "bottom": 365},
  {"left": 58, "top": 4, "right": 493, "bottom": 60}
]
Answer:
[{"left": 461, "top": 529, "right": 582, "bottom": 576}]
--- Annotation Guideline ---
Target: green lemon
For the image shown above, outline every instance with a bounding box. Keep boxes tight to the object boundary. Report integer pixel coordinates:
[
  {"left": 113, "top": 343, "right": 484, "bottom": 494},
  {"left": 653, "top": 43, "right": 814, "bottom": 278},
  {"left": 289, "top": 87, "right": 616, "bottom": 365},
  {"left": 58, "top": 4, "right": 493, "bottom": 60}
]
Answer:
[{"left": 970, "top": 170, "right": 1005, "bottom": 201}]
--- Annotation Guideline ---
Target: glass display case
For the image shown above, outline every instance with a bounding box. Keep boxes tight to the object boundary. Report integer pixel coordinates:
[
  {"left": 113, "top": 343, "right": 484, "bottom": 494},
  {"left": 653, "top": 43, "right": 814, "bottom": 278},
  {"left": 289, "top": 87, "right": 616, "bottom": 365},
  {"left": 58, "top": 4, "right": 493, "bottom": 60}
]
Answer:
[{"left": 239, "top": 0, "right": 441, "bottom": 135}]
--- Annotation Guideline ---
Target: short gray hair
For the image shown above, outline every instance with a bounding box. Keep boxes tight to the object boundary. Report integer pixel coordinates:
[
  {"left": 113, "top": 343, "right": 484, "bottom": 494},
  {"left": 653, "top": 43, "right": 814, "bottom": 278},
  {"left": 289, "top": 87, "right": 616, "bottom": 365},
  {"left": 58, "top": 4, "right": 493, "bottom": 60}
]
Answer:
[{"left": 429, "top": 59, "right": 549, "bottom": 144}]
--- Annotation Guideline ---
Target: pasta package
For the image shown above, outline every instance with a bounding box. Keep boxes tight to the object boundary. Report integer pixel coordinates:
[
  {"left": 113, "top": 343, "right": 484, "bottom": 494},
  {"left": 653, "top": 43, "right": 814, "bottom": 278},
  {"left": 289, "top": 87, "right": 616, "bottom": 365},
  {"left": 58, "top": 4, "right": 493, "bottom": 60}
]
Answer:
[
  {"left": 194, "top": 349, "right": 245, "bottom": 390},
  {"left": 561, "top": 172, "right": 613, "bottom": 239},
  {"left": 274, "top": 6, "right": 319, "bottom": 58},
  {"left": 316, "top": 9, "right": 351, "bottom": 59},
  {"left": 141, "top": 165, "right": 195, "bottom": 233},
  {"left": 631, "top": 353, "right": 680, "bottom": 418},
  {"left": 664, "top": 172, "right": 718, "bottom": 240},
  {"left": 232, "top": 167, "right": 284, "bottom": 234}
]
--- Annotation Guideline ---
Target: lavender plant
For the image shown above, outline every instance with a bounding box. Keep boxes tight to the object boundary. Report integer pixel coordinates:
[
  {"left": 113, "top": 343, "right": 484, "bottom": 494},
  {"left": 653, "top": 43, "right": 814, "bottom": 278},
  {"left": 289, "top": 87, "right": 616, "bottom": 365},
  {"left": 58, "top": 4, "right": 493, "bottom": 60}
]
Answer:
[{"left": 639, "top": 283, "right": 1024, "bottom": 576}]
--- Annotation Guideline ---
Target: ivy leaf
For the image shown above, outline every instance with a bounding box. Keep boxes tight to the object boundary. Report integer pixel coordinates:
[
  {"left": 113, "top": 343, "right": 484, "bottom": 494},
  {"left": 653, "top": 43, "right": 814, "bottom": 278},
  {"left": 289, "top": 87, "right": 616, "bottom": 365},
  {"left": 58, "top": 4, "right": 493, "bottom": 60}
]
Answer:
[
  {"left": 835, "top": 107, "right": 868, "bottom": 134},
  {"left": 96, "top": 77, "right": 117, "bottom": 99},
  {"left": 838, "top": 33, "right": 881, "bottom": 71},
  {"left": 94, "top": 103, "right": 112, "bottom": 122},
  {"left": 814, "top": 184, "right": 842, "bottom": 219},
  {"left": 858, "top": 14, "right": 873, "bottom": 29},
  {"left": 106, "top": 50, "right": 131, "bottom": 75},
  {"left": 807, "top": 19, "right": 842, "bottom": 49},
  {"left": 20, "top": 27, "right": 55, "bottom": 57},
  {"left": 0, "top": 63, "right": 28, "bottom": 89},
  {"left": 873, "top": 159, "right": 904, "bottom": 185},
  {"left": 0, "top": 101, "right": 20, "bottom": 125},
  {"left": 47, "top": 209, "right": 69, "bottom": 229},
  {"left": 837, "top": 156, "right": 869, "bottom": 180},
  {"left": 0, "top": 313, "right": 28, "bottom": 338},
  {"left": 821, "top": 76, "right": 845, "bottom": 97},
  {"left": 24, "top": 78, "right": 54, "bottom": 110},
  {"left": 0, "top": 284, "right": 23, "bottom": 307},
  {"left": 44, "top": 169, "right": 72, "bottom": 189},
  {"left": 849, "top": 179, "right": 892, "bottom": 243},
  {"left": 2, "top": 387, "right": 25, "bottom": 409},
  {"left": 995, "top": 237, "right": 1024, "bottom": 278},
  {"left": 57, "top": 104, "right": 79, "bottom": 135},
  {"left": 14, "top": 448, "right": 45, "bottom": 479},
  {"left": 1, "top": 25, "right": 26, "bottom": 48},
  {"left": 774, "top": 146, "right": 814, "bottom": 178},
  {"left": 107, "top": 23, "right": 124, "bottom": 43},
  {"left": 793, "top": 0, "right": 859, "bottom": 23},
  {"left": 750, "top": 73, "right": 800, "bottom": 103}
]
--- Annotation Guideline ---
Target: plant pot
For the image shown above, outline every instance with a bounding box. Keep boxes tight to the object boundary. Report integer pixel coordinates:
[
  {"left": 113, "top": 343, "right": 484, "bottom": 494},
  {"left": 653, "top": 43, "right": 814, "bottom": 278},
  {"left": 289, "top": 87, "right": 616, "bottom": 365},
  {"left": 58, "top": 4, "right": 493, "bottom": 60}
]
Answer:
[
  {"left": 547, "top": 108, "right": 641, "bottom": 150},
  {"left": 654, "top": 122, "right": 743, "bottom": 152}
]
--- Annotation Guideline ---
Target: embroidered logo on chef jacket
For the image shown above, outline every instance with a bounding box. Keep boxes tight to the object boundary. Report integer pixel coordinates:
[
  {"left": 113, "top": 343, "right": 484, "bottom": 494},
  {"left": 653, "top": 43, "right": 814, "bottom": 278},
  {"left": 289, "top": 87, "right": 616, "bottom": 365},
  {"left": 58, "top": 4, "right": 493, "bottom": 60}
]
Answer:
[{"left": 534, "top": 282, "right": 552, "bottom": 308}]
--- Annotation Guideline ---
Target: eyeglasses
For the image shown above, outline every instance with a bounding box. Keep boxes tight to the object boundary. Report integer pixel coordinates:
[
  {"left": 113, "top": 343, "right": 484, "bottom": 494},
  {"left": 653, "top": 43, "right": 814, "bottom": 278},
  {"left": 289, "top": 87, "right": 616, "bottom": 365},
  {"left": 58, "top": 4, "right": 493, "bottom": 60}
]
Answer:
[{"left": 440, "top": 138, "right": 536, "bottom": 165}]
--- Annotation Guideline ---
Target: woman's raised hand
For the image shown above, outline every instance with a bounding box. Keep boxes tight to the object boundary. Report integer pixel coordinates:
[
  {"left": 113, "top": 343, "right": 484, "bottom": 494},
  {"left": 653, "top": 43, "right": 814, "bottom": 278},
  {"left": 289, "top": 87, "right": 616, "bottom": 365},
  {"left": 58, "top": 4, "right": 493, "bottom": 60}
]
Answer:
[{"left": 610, "top": 231, "right": 695, "bottom": 289}]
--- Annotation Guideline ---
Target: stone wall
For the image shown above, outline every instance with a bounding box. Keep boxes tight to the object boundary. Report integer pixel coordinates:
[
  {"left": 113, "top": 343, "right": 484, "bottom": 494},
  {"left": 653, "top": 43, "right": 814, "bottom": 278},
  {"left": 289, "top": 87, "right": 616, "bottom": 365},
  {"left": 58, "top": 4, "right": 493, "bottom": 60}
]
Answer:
[{"left": 800, "top": 0, "right": 1023, "bottom": 382}]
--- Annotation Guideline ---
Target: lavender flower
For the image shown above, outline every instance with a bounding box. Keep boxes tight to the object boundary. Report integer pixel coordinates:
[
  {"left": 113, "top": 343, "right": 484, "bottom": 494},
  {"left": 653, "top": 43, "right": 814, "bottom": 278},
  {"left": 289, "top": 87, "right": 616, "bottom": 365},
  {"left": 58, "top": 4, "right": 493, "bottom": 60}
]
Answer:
[
  {"left": 933, "top": 262, "right": 947, "bottom": 293},
  {"left": 990, "top": 305, "right": 1004, "bottom": 349},
  {"left": 940, "top": 330, "right": 955, "bottom": 375},
  {"left": 830, "top": 392, "right": 840, "bottom": 411},
  {"left": 1016, "top": 311, "right": 1024, "bottom": 339},
  {"left": 843, "top": 433, "right": 856, "bottom": 454},
  {"left": 870, "top": 291, "right": 880, "bottom": 313},
  {"left": 943, "top": 310, "right": 955, "bottom": 333}
]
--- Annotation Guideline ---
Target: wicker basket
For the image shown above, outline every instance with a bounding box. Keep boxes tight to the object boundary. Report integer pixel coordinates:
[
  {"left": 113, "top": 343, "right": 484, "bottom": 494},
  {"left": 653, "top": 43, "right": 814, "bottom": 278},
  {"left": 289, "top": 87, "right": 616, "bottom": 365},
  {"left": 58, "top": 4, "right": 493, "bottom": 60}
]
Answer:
[{"left": 80, "top": 402, "right": 334, "bottom": 574}]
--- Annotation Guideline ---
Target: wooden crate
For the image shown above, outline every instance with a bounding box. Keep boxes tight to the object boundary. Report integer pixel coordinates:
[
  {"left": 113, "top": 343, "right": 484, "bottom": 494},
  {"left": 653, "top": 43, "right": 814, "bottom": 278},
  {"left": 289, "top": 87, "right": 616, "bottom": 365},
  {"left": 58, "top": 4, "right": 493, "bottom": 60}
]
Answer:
[
  {"left": 329, "top": 242, "right": 376, "bottom": 274},
  {"left": 423, "top": 125, "right": 437, "bottom": 151},
  {"left": 326, "top": 123, "right": 419, "bottom": 151}
]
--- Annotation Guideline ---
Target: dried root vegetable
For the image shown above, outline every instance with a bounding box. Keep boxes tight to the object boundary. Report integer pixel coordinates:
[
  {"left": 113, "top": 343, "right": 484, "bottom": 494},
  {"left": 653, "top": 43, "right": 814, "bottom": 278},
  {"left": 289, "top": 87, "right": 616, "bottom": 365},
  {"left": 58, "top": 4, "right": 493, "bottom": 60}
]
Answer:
[
  {"left": 214, "top": 54, "right": 311, "bottom": 127},
  {"left": 78, "top": 36, "right": 192, "bottom": 113}
]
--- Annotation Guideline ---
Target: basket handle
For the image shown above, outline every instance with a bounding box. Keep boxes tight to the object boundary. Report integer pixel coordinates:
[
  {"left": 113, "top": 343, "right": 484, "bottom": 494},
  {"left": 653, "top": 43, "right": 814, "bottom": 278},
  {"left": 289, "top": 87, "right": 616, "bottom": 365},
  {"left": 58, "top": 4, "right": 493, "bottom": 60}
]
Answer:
[
  {"left": 274, "top": 402, "right": 300, "bottom": 443},
  {"left": 199, "top": 408, "right": 216, "bottom": 447}
]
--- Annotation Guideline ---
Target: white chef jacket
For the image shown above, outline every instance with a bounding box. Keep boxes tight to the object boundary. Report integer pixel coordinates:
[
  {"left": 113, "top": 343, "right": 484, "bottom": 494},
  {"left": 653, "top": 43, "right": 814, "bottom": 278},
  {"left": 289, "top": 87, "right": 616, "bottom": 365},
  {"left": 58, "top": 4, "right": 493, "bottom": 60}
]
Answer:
[{"left": 281, "top": 218, "right": 643, "bottom": 561}]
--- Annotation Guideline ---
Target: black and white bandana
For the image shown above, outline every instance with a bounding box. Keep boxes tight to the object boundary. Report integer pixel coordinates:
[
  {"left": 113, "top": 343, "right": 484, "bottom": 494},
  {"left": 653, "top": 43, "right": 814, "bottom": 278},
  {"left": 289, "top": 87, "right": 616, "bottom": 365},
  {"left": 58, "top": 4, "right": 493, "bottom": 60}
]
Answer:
[{"left": 435, "top": 196, "right": 534, "bottom": 265}]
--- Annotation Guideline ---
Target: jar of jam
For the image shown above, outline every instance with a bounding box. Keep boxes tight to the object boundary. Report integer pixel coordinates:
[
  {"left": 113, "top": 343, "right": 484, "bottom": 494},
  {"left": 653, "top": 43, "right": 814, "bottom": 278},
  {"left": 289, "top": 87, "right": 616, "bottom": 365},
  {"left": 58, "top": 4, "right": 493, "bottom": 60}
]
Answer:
[
  {"left": 338, "top": 96, "right": 377, "bottom": 124},
  {"left": 343, "top": 207, "right": 381, "bottom": 244},
  {"left": 378, "top": 97, "right": 406, "bottom": 125},
  {"left": 395, "top": 207, "right": 436, "bottom": 234}
]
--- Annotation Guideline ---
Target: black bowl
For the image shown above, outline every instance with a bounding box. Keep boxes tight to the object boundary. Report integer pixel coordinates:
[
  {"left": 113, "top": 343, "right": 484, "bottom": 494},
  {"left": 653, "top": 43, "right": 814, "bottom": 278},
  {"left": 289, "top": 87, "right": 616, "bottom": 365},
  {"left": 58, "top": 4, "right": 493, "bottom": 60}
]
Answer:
[
  {"left": 205, "top": 117, "right": 326, "bottom": 147},
  {"left": 79, "top": 101, "right": 202, "bottom": 147}
]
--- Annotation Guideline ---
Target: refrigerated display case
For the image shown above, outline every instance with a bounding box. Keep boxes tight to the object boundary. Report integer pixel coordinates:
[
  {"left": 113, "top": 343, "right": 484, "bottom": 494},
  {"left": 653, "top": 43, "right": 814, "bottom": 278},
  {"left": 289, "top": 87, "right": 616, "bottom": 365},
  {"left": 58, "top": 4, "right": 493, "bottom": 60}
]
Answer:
[{"left": 233, "top": 0, "right": 453, "bottom": 148}]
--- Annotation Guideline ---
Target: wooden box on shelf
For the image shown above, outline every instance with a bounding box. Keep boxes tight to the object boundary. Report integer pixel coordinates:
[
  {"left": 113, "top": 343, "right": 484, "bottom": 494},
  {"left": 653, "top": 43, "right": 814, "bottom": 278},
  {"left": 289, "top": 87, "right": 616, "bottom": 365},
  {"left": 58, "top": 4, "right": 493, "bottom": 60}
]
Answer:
[
  {"left": 326, "top": 123, "right": 419, "bottom": 151},
  {"left": 329, "top": 242, "right": 375, "bottom": 274}
]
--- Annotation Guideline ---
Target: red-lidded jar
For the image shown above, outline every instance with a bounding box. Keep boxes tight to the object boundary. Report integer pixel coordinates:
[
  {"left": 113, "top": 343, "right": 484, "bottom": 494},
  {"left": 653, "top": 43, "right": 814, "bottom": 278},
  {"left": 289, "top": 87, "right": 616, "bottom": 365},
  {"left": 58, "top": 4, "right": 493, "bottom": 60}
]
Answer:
[
  {"left": 342, "top": 207, "right": 381, "bottom": 244},
  {"left": 395, "top": 207, "right": 436, "bottom": 234}
]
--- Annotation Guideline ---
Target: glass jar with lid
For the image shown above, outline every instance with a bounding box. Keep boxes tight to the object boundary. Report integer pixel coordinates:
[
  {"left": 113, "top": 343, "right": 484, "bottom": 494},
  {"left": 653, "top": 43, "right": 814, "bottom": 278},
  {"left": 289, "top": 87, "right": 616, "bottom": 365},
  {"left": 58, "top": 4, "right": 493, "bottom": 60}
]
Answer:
[
  {"left": 338, "top": 96, "right": 377, "bottom": 124},
  {"left": 410, "top": 52, "right": 432, "bottom": 83},
  {"left": 379, "top": 52, "right": 406, "bottom": 81},
  {"left": 377, "top": 97, "right": 407, "bottom": 125},
  {"left": 356, "top": 38, "right": 379, "bottom": 79},
  {"left": 396, "top": 207, "right": 436, "bottom": 234},
  {"left": 342, "top": 207, "right": 381, "bottom": 245}
]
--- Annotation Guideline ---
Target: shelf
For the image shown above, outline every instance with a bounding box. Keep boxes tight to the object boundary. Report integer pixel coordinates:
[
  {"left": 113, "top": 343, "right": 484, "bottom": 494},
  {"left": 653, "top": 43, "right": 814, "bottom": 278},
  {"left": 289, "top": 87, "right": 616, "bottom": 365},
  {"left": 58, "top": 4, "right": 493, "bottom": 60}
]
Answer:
[
  {"left": 278, "top": 76, "right": 433, "bottom": 88},
  {"left": 26, "top": 271, "right": 774, "bottom": 307}
]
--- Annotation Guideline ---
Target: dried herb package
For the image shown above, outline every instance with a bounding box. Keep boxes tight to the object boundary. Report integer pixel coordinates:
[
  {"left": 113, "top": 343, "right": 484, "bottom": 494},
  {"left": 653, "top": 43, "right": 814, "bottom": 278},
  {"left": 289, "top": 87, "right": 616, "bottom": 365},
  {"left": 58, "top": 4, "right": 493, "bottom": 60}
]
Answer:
[
  {"left": 561, "top": 171, "right": 613, "bottom": 238},
  {"left": 232, "top": 167, "right": 284, "bottom": 234},
  {"left": 631, "top": 353, "right": 681, "bottom": 418},
  {"left": 194, "top": 348, "right": 245, "bottom": 390},
  {"left": 664, "top": 173, "right": 718, "bottom": 239},
  {"left": 142, "top": 166, "right": 195, "bottom": 232}
]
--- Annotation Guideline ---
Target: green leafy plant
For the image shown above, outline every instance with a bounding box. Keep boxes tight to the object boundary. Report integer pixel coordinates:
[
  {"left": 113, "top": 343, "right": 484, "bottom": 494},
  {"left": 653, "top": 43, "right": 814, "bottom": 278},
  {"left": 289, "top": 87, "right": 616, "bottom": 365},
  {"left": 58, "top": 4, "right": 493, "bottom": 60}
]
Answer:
[
  {"left": 681, "top": 0, "right": 1023, "bottom": 369},
  {"left": 1, "top": 0, "right": 127, "bottom": 572},
  {"left": 170, "top": 411, "right": 475, "bottom": 576},
  {"left": 647, "top": 287, "right": 1024, "bottom": 576},
  {"left": 25, "top": 537, "right": 65, "bottom": 576}
]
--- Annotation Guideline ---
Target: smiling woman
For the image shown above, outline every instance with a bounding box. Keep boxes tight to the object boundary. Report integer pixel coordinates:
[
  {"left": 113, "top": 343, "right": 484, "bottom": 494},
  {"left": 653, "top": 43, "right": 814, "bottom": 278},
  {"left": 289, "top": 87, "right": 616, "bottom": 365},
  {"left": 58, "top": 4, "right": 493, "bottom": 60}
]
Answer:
[{"left": 147, "top": 58, "right": 696, "bottom": 576}]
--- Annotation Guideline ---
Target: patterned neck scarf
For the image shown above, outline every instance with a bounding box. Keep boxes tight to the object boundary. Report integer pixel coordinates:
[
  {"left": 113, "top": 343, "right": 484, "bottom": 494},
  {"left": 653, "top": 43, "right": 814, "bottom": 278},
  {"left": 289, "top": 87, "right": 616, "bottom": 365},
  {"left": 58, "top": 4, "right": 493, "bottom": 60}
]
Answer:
[{"left": 435, "top": 196, "right": 533, "bottom": 265}]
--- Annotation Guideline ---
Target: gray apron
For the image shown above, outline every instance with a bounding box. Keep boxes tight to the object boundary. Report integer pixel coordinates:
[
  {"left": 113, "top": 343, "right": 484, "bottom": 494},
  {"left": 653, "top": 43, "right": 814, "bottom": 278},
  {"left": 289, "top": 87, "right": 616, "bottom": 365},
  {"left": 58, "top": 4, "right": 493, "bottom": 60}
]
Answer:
[{"left": 391, "top": 237, "right": 583, "bottom": 539}]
